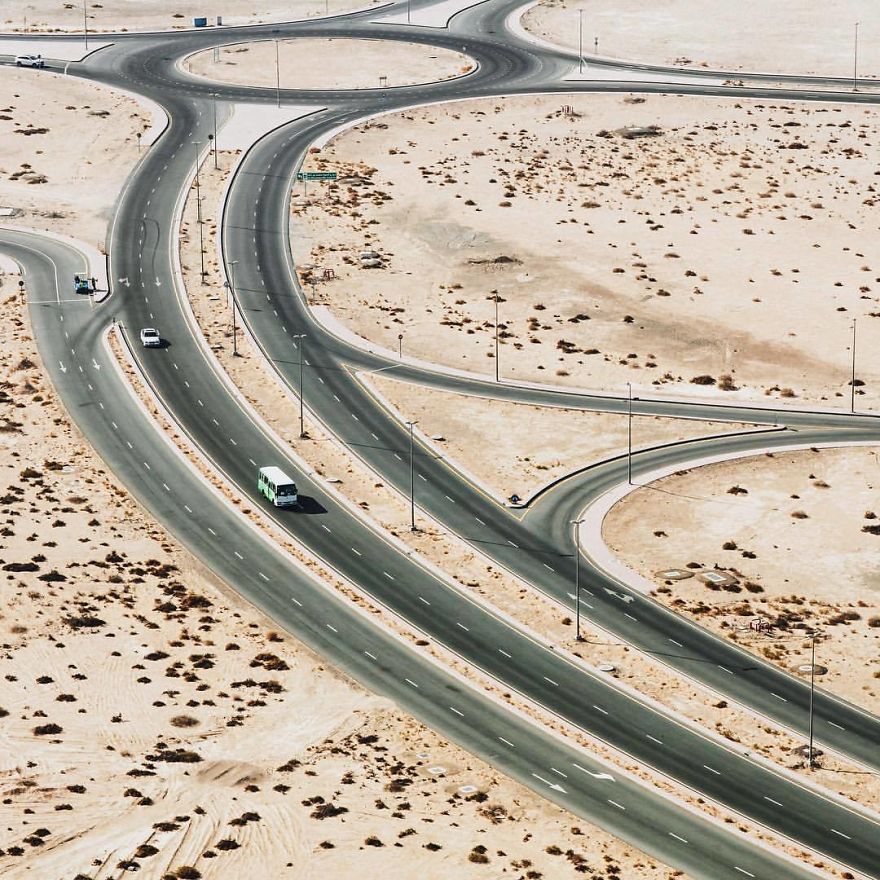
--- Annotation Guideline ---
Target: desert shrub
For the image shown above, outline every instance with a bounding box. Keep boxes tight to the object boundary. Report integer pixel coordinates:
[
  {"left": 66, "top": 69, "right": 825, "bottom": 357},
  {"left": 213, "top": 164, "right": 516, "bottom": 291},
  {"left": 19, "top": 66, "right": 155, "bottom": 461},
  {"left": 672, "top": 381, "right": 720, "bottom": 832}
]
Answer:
[
  {"left": 169, "top": 715, "right": 199, "bottom": 728},
  {"left": 690, "top": 375, "right": 715, "bottom": 385},
  {"left": 33, "top": 723, "right": 62, "bottom": 736},
  {"left": 215, "top": 839, "right": 240, "bottom": 851}
]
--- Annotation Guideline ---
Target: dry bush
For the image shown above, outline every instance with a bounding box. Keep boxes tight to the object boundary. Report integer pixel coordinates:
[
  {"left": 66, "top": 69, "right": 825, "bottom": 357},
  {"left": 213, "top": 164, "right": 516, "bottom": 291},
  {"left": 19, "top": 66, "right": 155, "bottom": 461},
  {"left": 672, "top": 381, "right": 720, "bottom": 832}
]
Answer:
[{"left": 169, "top": 715, "right": 199, "bottom": 728}]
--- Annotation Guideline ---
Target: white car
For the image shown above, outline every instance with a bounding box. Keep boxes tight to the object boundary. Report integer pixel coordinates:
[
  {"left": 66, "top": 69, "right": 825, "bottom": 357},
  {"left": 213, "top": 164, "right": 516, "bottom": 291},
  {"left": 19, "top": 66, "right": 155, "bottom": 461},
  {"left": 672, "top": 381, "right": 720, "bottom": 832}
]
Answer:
[
  {"left": 15, "top": 54, "right": 45, "bottom": 68},
  {"left": 139, "top": 327, "right": 161, "bottom": 348}
]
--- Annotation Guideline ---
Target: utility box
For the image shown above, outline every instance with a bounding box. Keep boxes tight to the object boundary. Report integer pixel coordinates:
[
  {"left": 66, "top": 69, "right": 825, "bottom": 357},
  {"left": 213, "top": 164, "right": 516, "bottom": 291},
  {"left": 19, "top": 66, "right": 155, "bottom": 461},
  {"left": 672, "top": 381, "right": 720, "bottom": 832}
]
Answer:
[
  {"left": 193, "top": 16, "right": 207, "bottom": 27},
  {"left": 216, "top": 15, "right": 223, "bottom": 25}
]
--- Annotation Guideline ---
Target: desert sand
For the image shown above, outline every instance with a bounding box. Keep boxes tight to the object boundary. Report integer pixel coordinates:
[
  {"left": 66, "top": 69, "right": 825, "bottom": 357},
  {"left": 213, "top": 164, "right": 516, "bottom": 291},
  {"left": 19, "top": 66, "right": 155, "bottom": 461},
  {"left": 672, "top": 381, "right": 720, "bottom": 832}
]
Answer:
[
  {"left": 186, "top": 38, "right": 473, "bottom": 91},
  {"left": 522, "top": 0, "right": 880, "bottom": 78},
  {"left": 293, "top": 91, "right": 880, "bottom": 410},
  {"left": 176, "top": 152, "right": 880, "bottom": 821},
  {"left": 603, "top": 446, "right": 880, "bottom": 714},
  {"left": 3, "top": 0, "right": 380, "bottom": 33},
  {"left": 0, "top": 67, "right": 148, "bottom": 245}
]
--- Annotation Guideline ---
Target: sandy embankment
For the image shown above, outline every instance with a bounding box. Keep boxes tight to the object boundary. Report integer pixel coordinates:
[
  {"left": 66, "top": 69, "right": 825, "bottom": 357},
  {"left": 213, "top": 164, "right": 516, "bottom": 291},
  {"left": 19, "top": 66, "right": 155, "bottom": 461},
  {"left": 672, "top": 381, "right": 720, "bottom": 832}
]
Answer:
[
  {"left": 0, "top": 67, "right": 149, "bottom": 246},
  {"left": 3, "top": 0, "right": 381, "bottom": 33},
  {"left": 186, "top": 38, "right": 473, "bottom": 91},
  {"left": 603, "top": 446, "right": 880, "bottom": 713},
  {"left": 522, "top": 0, "right": 879, "bottom": 78},
  {"left": 0, "top": 267, "right": 681, "bottom": 880},
  {"left": 177, "top": 150, "right": 878, "bottom": 818},
  {"left": 292, "top": 92, "right": 880, "bottom": 410}
]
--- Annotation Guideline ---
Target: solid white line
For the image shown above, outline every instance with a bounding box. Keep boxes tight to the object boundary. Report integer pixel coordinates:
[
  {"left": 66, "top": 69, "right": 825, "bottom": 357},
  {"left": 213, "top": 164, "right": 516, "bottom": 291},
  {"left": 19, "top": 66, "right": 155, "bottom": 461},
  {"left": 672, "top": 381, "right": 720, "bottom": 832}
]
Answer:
[
  {"left": 763, "top": 796, "right": 783, "bottom": 807},
  {"left": 827, "top": 720, "right": 846, "bottom": 730},
  {"left": 351, "top": 547, "right": 362, "bottom": 556},
  {"left": 733, "top": 868, "right": 755, "bottom": 878},
  {"left": 551, "top": 767, "right": 567, "bottom": 778},
  {"left": 607, "top": 800, "right": 625, "bottom": 810},
  {"left": 419, "top": 596, "right": 430, "bottom": 605},
  {"left": 457, "top": 622, "right": 469, "bottom": 631},
  {"left": 718, "top": 665, "right": 734, "bottom": 674},
  {"left": 326, "top": 624, "right": 338, "bottom": 633},
  {"left": 668, "top": 638, "right": 683, "bottom": 647},
  {"left": 543, "top": 563, "right": 555, "bottom": 571},
  {"left": 624, "top": 612, "right": 638, "bottom": 621},
  {"left": 449, "top": 707, "right": 464, "bottom": 717},
  {"left": 383, "top": 571, "right": 395, "bottom": 580},
  {"left": 770, "top": 692, "right": 787, "bottom": 702},
  {"left": 498, "top": 736, "right": 515, "bottom": 747},
  {"left": 668, "top": 832, "right": 688, "bottom": 844},
  {"left": 593, "top": 705, "right": 609, "bottom": 715},
  {"left": 830, "top": 828, "right": 851, "bottom": 840},
  {"left": 646, "top": 734, "right": 663, "bottom": 745},
  {"left": 498, "top": 648, "right": 512, "bottom": 658},
  {"left": 405, "top": 678, "right": 418, "bottom": 688},
  {"left": 703, "top": 764, "right": 721, "bottom": 775},
  {"left": 543, "top": 677, "right": 559, "bottom": 687}
]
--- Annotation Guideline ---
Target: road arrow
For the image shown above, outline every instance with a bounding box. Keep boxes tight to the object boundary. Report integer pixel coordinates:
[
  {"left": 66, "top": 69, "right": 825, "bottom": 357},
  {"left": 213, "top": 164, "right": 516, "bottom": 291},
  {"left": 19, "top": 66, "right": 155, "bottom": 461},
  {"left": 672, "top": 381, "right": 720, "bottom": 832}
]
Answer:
[
  {"left": 58, "top": 361, "right": 67, "bottom": 374},
  {"left": 532, "top": 773, "right": 566, "bottom": 793},
  {"left": 92, "top": 359, "right": 101, "bottom": 371},
  {"left": 118, "top": 277, "right": 129, "bottom": 286},
  {"left": 572, "top": 763, "right": 615, "bottom": 781},
  {"left": 154, "top": 278, "right": 162, "bottom": 287}
]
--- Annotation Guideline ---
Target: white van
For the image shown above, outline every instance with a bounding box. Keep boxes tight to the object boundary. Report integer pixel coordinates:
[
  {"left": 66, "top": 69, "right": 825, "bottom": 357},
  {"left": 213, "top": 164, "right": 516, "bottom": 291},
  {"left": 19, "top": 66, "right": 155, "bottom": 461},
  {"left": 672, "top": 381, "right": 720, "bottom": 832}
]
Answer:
[{"left": 257, "top": 466, "right": 298, "bottom": 507}]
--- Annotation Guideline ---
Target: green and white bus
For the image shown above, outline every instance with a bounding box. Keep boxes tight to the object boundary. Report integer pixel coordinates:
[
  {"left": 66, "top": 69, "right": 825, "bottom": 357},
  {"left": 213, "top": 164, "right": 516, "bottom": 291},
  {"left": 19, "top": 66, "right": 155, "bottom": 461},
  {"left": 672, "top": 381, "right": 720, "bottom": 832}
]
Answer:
[{"left": 257, "top": 466, "right": 299, "bottom": 508}]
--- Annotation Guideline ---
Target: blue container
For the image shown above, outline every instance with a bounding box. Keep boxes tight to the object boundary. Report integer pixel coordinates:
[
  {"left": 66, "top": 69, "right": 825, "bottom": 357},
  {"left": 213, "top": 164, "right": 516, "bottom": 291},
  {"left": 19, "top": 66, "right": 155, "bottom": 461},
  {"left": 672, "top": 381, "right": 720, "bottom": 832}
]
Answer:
[{"left": 193, "top": 16, "right": 207, "bottom": 27}]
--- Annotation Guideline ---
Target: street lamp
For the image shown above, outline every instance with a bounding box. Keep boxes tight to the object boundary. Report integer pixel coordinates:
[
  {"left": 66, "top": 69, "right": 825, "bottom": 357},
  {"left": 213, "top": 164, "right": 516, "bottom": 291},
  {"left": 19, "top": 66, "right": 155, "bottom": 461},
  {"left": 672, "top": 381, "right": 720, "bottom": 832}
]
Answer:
[
  {"left": 275, "top": 39, "right": 281, "bottom": 108},
  {"left": 578, "top": 10, "right": 584, "bottom": 74},
  {"left": 627, "top": 381, "right": 633, "bottom": 485},
  {"left": 398, "top": 332, "right": 403, "bottom": 359},
  {"left": 211, "top": 93, "right": 219, "bottom": 170},
  {"left": 571, "top": 518, "right": 585, "bottom": 641},
  {"left": 490, "top": 290, "right": 501, "bottom": 383},
  {"left": 192, "top": 141, "right": 205, "bottom": 280},
  {"left": 850, "top": 318, "right": 858, "bottom": 413},
  {"left": 807, "top": 629, "right": 820, "bottom": 768},
  {"left": 83, "top": 0, "right": 88, "bottom": 49},
  {"left": 406, "top": 420, "right": 418, "bottom": 531},
  {"left": 853, "top": 22, "right": 860, "bottom": 92},
  {"left": 228, "top": 259, "right": 239, "bottom": 356},
  {"left": 292, "top": 334, "right": 307, "bottom": 438}
]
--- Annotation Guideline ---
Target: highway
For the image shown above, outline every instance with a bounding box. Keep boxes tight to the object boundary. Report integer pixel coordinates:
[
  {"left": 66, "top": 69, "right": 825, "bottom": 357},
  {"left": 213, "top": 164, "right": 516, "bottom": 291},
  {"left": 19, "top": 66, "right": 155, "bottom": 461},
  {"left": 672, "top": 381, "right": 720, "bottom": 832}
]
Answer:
[{"left": 2, "top": 1, "right": 879, "bottom": 876}]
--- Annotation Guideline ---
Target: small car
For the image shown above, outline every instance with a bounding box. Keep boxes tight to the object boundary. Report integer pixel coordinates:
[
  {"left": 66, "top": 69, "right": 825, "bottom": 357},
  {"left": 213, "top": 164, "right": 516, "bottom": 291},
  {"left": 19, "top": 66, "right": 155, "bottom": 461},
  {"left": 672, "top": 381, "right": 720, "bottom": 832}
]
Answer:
[
  {"left": 15, "top": 54, "right": 45, "bottom": 68},
  {"left": 139, "top": 328, "right": 162, "bottom": 348}
]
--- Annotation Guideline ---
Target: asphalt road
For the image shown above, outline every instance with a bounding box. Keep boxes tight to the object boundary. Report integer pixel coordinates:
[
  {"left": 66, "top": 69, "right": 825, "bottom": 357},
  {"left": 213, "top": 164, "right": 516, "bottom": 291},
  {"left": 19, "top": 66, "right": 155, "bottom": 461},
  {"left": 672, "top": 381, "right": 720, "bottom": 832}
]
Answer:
[
  {"left": 2, "top": 0, "right": 879, "bottom": 875},
  {"left": 1, "top": 227, "right": 830, "bottom": 880}
]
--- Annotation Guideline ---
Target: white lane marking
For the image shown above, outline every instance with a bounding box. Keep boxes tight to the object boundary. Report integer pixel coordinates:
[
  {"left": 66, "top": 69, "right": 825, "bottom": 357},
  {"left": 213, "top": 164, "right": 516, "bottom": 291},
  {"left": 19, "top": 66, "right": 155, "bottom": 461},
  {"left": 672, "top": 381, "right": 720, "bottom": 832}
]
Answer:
[
  {"left": 456, "top": 622, "right": 470, "bottom": 631},
  {"left": 333, "top": 394, "right": 340, "bottom": 402},
  {"left": 543, "top": 677, "right": 559, "bottom": 687},
  {"left": 830, "top": 828, "right": 851, "bottom": 840},
  {"left": 543, "top": 563, "right": 555, "bottom": 571},
  {"left": 572, "top": 764, "right": 614, "bottom": 781},
  {"left": 607, "top": 800, "right": 626, "bottom": 810},
  {"left": 326, "top": 624, "right": 338, "bottom": 633},
  {"left": 827, "top": 720, "right": 846, "bottom": 730},
  {"left": 98, "top": 402, "right": 104, "bottom": 410},
  {"left": 318, "top": 376, "right": 324, "bottom": 384},
  {"left": 393, "top": 453, "right": 402, "bottom": 460},
  {"left": 291, "top": 597, "right": 303, "bottom": 607},
  {"left": 498, "top": 648, "right": 512, "bottom": 658},
  {"left": 351, "top": 547, "right": 362, "bottom": 556},
  {"left": 733, "top": 868, "right": 755, "bottom": 878},
  {"left": 445, "top": 495, "right": 455, "bottom": 503},
  {"left": 703, "top": 764, "right": 721, "bottom": 775},
  {"left": 321, "top": 524, "right": 332, "bottom": 532},
  {"left": 475, "top": 516, "right": 485, "bottom": 525},
  {"left": 351, "top": 413, "right": 359, "bottom": 421},
  {"left": 624, "top": 612, "right": 638, "bottom": 621},
  {"left": 383, "top": 571, "right": 395, "bottom": 580},
  {"left": 229, "top": 438, "right": 237, "bottom": 446},
  {"left": 764, "top": 796, "right": 783, "bottom": 807},
  {"left": 371, "top": 432, "right": 378, "bottom": 440},
  {"left": 249, "top": 458, "right": 257, "bottom": 467},
  {"left": 506, "top": 540, "right": 518, "bottom": 548},
  {"left": 364, "top": 650, "right": 376, "bottom": 659},
  {"left": 718, "top": 665, "right": 734, "bottom": 675},
  {"left": 183, "top": 505, "right": 192, "bottom": 513},
  {"left": 419, "top": 596, "right": 430, "bottom": 605},
  {"left": 162, "top": 483, "right": 170, "bottom": 492},
  {"left": 207, "top": 527, "right": 217, "bottom": 536},
  {"left": 125, "top": 440, "right": 133, "bottom": 449},
  {"left": 550, "top": 767, "right": 567, "bottom": 778},
  {"left": 770, "top": 692, "right": 787, "bottom": 702},
  {"left": 172, "top": 362, "right": 178, "bottom": 370},
  {"left": 197, "top": 399, "right": 203, "bottom": 407},
  {"left": 258, "top": 572, "right": 269, "bottom": 581},
  {"left": 418, "top": 473, "right": 427, "bottom": 481},
  {"left": 532, "top": 773, "right": 566, "bottom": 793},
  {"left": 498, "top": 736, "right": 515, "bottom": 747},
  {"left": 593, "top": 705, "right": 609, "bottom": 715},
  {"left": 449, "top": 707, "right": 464, "bottom": 717},
  {"left": 212, "top": 418, "right": 219, "bottom": 425},
  {"left": 234, "top": 551, "right": 243, "bottom": 559},
  {"left": 405, "top": 678, "right": 418, "bottom": 688},
  {"left": 143, "top": 462, "right": 150, "bottom": 470},
  {"left": 646, "top": 734, "right": 663, "bottom": 745},
  {"left": 668, "top": 638, "right": 683, "bottom": 647},
  {"left": 669, "top": 832, "right": 688, "bottom": 844}
]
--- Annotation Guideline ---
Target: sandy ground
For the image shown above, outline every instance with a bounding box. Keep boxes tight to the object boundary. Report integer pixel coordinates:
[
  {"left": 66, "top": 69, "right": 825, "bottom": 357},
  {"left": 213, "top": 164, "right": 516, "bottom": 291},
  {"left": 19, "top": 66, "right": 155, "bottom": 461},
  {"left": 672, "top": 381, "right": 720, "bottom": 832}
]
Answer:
[
  {"left": 293, "top": 91, "right": 880, "bottom": 410},
  {"left": 177, "top": 151, "right": 880, "bottom": 828},
  {"left": 0, "top": 66, "right": 148, "bottom": 246},
  {"left": 186, "top": 38, "right": 473, "bottom": 91},
  {"left": 366, "top": 373, "right": 758, "bottom": 500},
  {"left": 522, "top": 0, "right": 880, "bottom": 78},
  {"left": 0, "top": 236, "right": 684, "bottom": 880},
  {"left": 3, "top": 0, "right": 381, "bottom": 33},
  {"left": 603, "top": 446, "right": 880, "bottom": 714}
]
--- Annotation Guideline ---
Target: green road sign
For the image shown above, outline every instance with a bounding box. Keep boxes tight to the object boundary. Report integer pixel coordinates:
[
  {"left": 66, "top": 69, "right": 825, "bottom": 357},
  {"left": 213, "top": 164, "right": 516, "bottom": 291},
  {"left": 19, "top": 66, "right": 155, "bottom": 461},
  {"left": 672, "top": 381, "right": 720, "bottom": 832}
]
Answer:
[{"left": 297, "top": 171, "right": 337, "bottom": 181}]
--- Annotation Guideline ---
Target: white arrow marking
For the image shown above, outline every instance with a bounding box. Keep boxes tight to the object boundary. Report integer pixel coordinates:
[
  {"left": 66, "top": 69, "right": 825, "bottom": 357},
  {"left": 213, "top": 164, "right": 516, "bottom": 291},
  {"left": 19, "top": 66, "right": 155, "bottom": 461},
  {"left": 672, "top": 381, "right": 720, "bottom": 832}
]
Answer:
[
  {"left": 572, "top": 763, "right": 615, "bottom": 781},
  {"left": 154, "top": 278, "right": 162, "bottom": 287},
  {"left": 92, "top": 359, "right": 101, "bottom": 370},
  {"left": 58, "top": 361, "right": 67, "bottom": 373},
  {"left": 532, "top": 773, "right": 566, "bottom": 793}
]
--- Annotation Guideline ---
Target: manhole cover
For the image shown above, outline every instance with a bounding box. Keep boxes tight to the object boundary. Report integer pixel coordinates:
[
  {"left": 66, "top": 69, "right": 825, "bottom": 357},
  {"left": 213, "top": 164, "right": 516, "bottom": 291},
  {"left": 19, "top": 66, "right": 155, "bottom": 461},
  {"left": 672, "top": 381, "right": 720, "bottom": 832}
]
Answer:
[
  {"left": 427, "top": 766, "right": 446, "bottom": 776},
  {"left": 458, "top": 785, "right": 477, "bottom": 794},
  {"left": 597, "top": 663, "right": 616, "bottom": 673}
]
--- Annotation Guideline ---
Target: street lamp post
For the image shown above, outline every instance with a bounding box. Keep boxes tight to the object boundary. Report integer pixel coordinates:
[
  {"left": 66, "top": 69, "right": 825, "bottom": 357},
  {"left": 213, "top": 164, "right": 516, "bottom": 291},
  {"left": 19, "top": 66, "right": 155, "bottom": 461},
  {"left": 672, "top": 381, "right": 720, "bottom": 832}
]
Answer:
[
  {"left": 578, "top": 10, "right": 584, "bottom": 74},
  {"left": 627, "top": 381, "right": 633, "bottom": 485},
  {"left": 228, "top": 259, "right": 239, "bottom": 356},
  {"left": 850, "top": 318, "right": 857, "bottom": 413},
  {"left": 83, "top": 0, "right": 88, "bottom": 49},
  {"left": 571, "top": 518, "right": 585, "bottom": 641},
  {"left": 493, "top": 291, "right": 500, "bottom": 383},
  {"left": 293, "top": 334, "right": 307, "bottom": 438},
  {"left": 211, "top": 93, "right": 219, "bottom": 170},
  {"left": 807, "top": 630, "right": 817, "bottom": 768},
  {"left": 853, "top": 21, "right": 860, "bottom": 91},
  {"left": 406, "top": 420, "right": 418, "bottom": 531},
  {"left": 193, "top": 141, "right": 205, "bottom": 280},
  {"left": 398, "top": 333, "right": 403, "bottom": 359},
  {"left": 275, "top": 39, "right": 281, "bottom": 108}
]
